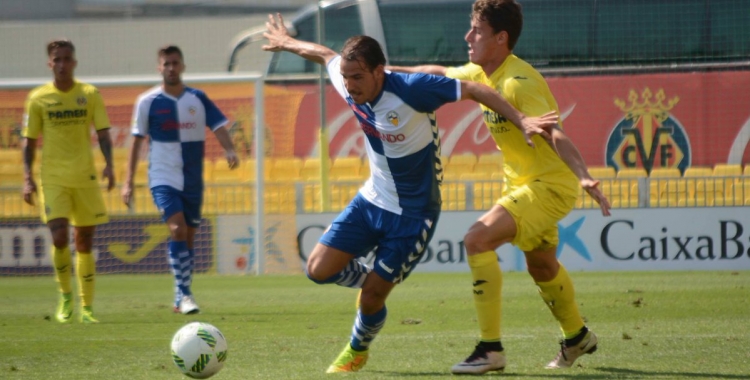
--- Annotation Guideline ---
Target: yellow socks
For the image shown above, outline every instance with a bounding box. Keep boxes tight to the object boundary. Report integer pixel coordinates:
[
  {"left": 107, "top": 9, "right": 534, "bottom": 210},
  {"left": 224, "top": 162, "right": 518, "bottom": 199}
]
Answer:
[
  {"left": 536, "top": 263, "right": 585, "bottom": 338},
  {"left": 76, "top": 252, "right": 96, "bottom": 307},
  {"left": 467, "top": 251, "right": 502, "bottom": 342},
  {"left": 52, "top": 246, "right": 72, "bottom": 294}
]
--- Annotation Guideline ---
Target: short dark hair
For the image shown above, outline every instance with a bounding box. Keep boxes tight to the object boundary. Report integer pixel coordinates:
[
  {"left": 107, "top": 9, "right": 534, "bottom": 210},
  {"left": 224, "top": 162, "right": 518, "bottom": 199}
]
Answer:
[
  {"left": 158, "top": 45, "right": 184, "bottom": 60},
  {"left": 47, "top": 39, "right": 75, "bottom": 56},
  {"left": 340, "top": 36, "right": 386, "bottom": 71},
  {"left": 473, "top": 0, "right": 523, "bottom": 50}
]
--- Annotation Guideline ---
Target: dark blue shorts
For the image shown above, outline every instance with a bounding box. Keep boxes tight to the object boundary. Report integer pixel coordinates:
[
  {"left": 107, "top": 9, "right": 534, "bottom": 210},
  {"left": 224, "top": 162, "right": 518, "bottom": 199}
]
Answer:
[
  {"left": 319, "top": 193, "right": 440, "bottom": 283},
  {"left": 150, "top": 185, "right": 203, "bottom": 228}
]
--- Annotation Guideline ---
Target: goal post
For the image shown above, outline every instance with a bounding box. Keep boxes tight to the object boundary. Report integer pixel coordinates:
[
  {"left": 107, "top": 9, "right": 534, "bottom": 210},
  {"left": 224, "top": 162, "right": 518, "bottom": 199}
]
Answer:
[{"left": 0, "top": 72, "right": 303, "bottom": 277}]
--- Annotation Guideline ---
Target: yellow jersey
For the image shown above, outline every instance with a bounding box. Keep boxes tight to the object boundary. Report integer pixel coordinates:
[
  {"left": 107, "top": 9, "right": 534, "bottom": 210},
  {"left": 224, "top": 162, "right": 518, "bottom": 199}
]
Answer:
[
  {"left": 446, "top": 54, "right": 578, "bottom": 194},
  {"left": 22, "top": 81, "right": 110, "bottom": 188}
]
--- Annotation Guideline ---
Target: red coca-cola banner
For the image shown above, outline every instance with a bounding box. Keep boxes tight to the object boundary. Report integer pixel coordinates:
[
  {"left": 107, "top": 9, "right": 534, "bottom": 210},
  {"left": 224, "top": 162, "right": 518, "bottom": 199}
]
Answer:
[
  {"left": 2, "top": 71, "right": 748, "bottom": 172},
  {"left": 283, "top": 70, "right": 750, "bottom": 171}
]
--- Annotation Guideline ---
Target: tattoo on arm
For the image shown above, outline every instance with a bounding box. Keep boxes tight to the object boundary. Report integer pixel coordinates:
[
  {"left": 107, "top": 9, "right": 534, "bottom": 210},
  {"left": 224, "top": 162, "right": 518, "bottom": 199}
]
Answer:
[
  {"left": 98, "top": 132, "right": 113, "bottom": 166},
  {"left": 22, "top": 138, "right": 36, "bottom": 177}
]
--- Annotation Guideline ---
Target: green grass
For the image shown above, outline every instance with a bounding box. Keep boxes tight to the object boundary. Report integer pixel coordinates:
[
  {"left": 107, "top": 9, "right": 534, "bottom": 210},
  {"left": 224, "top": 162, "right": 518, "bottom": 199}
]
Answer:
[{"left": 2, "top": 271, "right": 749, "bottom": 379}]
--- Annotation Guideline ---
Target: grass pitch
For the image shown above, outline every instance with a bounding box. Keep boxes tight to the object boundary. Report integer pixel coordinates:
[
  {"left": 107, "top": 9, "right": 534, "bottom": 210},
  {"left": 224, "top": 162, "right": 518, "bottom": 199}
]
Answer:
[{"left": 1, "top": 271, "right": 749, "bottom": 379}]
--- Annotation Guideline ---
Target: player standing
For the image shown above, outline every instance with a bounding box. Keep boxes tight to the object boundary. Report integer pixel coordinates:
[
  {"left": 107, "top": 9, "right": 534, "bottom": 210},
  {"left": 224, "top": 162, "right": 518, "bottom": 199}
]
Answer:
[
  {"left": 262, "top": 13, "right": 558, "bottom": 373},
  {"left": 22, "top": 39, "right": 115, "bottom": 324},
  {"left": 388, "top": 0, "right": 611, "bottom": 374},
  {"left": 121, "top": 45, "right": 238, "bottom": 315}
]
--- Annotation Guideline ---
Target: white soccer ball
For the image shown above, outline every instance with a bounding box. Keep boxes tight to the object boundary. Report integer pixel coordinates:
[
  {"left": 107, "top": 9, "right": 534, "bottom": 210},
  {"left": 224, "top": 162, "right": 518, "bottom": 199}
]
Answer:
[{"left": 171, "top": 322, "right": 228, "bottom": 379}]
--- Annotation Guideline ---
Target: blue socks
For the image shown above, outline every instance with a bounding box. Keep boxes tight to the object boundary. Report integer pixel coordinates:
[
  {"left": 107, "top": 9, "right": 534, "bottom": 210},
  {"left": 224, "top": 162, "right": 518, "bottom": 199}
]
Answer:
[{"left": 168, "top": 241, "right": 191, "bottom": 306}]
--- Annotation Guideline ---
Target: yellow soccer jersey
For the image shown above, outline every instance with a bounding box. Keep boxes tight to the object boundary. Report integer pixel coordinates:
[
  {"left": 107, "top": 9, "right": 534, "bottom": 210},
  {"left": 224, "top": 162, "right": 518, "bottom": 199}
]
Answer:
[
  {"left": 22, "top": 81, "right": 110, "bottom": 188},
  {"left": 446, "top": 54, "right": 577, "bottom": 193}
]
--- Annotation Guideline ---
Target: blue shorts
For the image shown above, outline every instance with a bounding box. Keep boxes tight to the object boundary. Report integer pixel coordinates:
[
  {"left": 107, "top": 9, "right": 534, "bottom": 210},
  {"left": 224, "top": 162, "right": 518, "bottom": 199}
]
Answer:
[
  {"left": 150, "top": 185, "right": 203, "bottom": 228},
  {"left": 319, "top": 193, "right": 440, "bottom": 283}
]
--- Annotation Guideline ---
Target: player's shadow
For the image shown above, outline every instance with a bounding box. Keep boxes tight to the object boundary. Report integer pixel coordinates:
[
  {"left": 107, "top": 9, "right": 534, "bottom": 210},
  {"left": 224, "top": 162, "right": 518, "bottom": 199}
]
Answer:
[
  {"left": 593, "top": 367, "right": 749, "bottom": 379},
  {"left": 368, "top": 371, "right": 453, "bottom": 377},
  {"left": 370, "top": 367, "right": 748, "bottom": 378}
]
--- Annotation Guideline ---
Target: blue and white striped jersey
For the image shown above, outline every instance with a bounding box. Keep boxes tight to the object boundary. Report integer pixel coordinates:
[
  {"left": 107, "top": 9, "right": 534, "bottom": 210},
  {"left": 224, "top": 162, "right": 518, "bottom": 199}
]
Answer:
[
  {"left": 131, "top": 86, "right": 228, "bottom": 193},
  {"left": 327, "top": 55, "right": 461, "bottom": 218}
]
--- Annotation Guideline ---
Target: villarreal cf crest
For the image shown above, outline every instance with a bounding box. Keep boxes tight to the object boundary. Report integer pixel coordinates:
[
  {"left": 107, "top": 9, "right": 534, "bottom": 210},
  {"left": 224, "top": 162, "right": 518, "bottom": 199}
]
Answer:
[{"left": 606, "top": 88, "right": 691, "bottom": 175}]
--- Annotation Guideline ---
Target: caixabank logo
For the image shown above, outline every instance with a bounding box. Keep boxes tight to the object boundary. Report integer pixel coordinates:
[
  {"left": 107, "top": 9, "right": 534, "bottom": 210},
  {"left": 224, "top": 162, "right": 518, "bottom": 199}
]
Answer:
[{"left": 606, "top": 88, "right": 691, "bottom": 174}]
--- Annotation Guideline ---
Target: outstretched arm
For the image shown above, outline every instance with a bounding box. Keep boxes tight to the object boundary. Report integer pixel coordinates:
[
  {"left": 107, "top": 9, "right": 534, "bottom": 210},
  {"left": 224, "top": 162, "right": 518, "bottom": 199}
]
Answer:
[
  {"left": 262, "top": 13, "right": 337, "bottom": 65},
  {"left": 460, "top": 81, "right": 557, "bottom": 146},
  {"left": 388, "top": 65, "right": 447, "bottom": 76},
  {"left": 547, "top": 127, "right": 611, "bottom": 216}
]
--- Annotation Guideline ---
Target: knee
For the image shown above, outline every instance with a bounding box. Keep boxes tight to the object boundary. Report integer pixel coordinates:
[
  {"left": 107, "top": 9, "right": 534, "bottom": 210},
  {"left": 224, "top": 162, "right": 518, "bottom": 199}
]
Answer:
[
  {"left": 359, "top": 288, "right": 387, "bottom": 314},
  {"left": 76, "top": 241, "right": 93, "bottom": 253},
  {"left": 463, "top": 229, "right": 491, "bottom": 254},
  {"left": 169, "top": 225, "right": 188, "bottom": 241},
  {"left": 166, "top": 216, "right": 188, "bottom": 241},
  {"left": 74, "top": 230, "right": 95, "bottom": 252},
  {"left": 50, "top": 230, "right": 69, "bottom": 248},
  {"left": 306, "top": 269, "right": 328, "bottom": 284},
  {"left": 305, "top": 258, "right": 328, "bottom": 283},
  {"left": 527, "top": 260, "right": 559, "bottom": 282},
  {"left": 52, "top": 235, "right": 69, "bottom": 249}
]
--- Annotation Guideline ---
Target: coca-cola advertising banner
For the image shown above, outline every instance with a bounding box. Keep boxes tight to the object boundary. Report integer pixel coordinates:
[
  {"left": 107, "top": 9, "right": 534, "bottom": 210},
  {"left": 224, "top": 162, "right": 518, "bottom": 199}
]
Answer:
[
  {"left": 1, "top": 71, "right": 747, "bottom": 171},
  {"left": 284, "top": 70, "right": 750, "bottom": 171}
]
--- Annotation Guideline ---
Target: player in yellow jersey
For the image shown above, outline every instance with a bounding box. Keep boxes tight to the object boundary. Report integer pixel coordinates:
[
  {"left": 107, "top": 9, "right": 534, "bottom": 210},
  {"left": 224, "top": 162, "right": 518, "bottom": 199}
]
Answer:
[
  {"left": 389, "top": 0, "right": 611, "bottom": 374},
  {"left": 22, "top": 39, "right": 115, "bottom": 324}
]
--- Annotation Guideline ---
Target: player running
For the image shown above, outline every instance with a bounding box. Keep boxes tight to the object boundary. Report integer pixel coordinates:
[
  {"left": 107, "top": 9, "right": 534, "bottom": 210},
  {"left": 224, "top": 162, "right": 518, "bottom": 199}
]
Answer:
[
  {"left": 262, "top": 13, "right": 558, "bottom": 373},
  {"left": 388, "top": 0, "right": 611, "bottom": 373}
]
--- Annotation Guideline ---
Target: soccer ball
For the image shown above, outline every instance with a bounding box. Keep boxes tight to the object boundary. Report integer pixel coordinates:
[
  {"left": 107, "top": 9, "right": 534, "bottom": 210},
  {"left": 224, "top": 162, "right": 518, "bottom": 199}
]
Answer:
[{"left": 171, "top": 322, "right": 228, "bottom": 379}]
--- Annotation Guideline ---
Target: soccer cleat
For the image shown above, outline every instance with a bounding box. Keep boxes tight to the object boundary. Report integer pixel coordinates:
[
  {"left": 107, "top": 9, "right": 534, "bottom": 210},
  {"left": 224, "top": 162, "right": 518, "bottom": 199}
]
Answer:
[
  {"left": 451, "top": 343, "right": 506, "bottom": 375},
  {"left": 179, "top": 295, "right": 200, "bottom": 315},
  {"left": 545, "top": 330, "right": 598, "bottom": 369},
  {"left": 326, "top": 345, "right": 369, "bottom": 373},
  {"left": 55, "top": 293, "right": 73, "bottom": 323},
  {"left": 80, "top": 306, "right": 99, "bottom": 324}
]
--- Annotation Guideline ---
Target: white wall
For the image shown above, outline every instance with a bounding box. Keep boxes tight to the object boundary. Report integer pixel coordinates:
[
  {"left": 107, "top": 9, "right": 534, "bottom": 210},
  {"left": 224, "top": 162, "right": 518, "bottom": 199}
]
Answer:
[
  {"left": 0, "top": 15, "right": 276, "bottom": 78},
  {"left": 0, "top": 0, "right": 75, "bottom": 20}
]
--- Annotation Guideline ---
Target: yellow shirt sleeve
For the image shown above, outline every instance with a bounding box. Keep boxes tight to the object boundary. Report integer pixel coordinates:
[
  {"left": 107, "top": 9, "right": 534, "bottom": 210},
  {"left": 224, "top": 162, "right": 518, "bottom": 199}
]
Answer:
[
  {"left": 90, "top": 88, "right": 111, "bottom": 131},
  {"left": 22, "top": 93, "right": 43, "bottom": 139},
  {"left": 503, "top": 76, "right": 549, "bottom": 117},
  {"left": 445, "top": 63, "right": 478, "bottom": 81}
]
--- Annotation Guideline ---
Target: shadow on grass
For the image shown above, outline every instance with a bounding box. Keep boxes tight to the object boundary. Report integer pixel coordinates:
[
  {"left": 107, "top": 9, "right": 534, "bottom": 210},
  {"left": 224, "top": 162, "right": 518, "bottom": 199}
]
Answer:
[
  {"left": 368, "top": 371, "right": 454, "bottom": 377},
  {"left": 369, "top": 367, "right": 748, "bottom": 379},
  {"left": 594, "top": 367, "right": 749, "bottom": 379}
]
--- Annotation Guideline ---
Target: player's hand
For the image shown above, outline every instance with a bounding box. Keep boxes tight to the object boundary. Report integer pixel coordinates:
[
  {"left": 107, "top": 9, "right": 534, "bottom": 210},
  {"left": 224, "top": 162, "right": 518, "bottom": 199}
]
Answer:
[
  {"left": 121, "top": 182, "right": 133, "bottom": 207},
  {"left": 262, "top": 13, "right": 291, "bottom": 52},
  {"left": 519, "top": 111, "right": 558, "bottom": 147},
  {"left": 102, "top": 165, "right": 115, "bottom": 191},
  {"left": 22, "top": 177, "right": 37, "bottom": 206},
  {"left": 581, "top": 178, "right": 611, "bottom": 216},
  {"left": 226, "top": 150, "right": 239, "bottom": 170}
]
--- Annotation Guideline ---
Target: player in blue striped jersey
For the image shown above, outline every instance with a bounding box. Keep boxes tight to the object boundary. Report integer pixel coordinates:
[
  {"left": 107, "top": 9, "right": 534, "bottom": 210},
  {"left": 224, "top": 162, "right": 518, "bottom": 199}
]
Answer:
[
  {"left": 121, "top": 45, "right": 239, "bottom": 315},
  {"left": 263, "top": 13, "right": 557, "bottom": 373}
]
